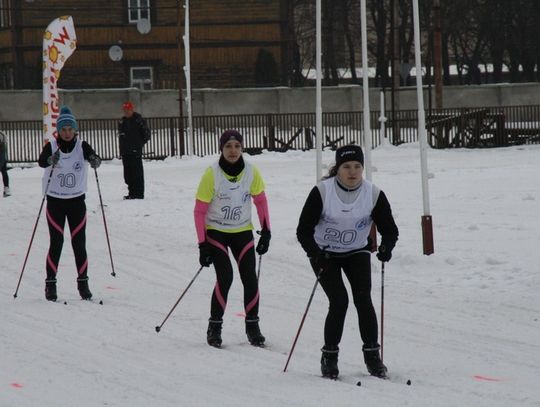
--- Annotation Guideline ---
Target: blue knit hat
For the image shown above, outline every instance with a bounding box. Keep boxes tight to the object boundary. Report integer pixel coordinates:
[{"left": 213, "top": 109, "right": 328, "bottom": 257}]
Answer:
[{"left": 56, "top": 106, "right": 78, "bottom": 131}]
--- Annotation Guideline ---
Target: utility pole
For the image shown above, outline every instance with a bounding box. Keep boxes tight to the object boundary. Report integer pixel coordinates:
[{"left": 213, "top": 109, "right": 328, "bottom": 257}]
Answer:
[
  {"left": 390, "top": 0, "right": 401, "bottom": 144},
  {"left": 433, "top": 0, "right": 443, "bottom": 109},
  {"left": 10, "top": 1, "right": 22, "bottom": 88},
  {"left": 176, "top": 0, "right": 185, "bottom": 156}
]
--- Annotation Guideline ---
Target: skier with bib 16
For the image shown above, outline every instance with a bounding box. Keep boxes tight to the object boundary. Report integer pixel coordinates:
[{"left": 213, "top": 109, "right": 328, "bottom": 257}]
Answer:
[{"left": 194, "top": 130, "right": 271, "bottom": 348}]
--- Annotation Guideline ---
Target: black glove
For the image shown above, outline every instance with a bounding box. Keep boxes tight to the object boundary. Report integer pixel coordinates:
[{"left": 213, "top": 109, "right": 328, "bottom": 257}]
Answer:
[
  {"left": 255, "top": 229, "right": 271, "bottom": 255},
  {"left": 309, "top": 248, "right": 331, "bottom": 274},
  {"left": 47, "top": 150, "right": 60, "bottom": 166},
  {"left": 376, "top": 244, "right": 392, "bottom": 262},
  {"left": 88, "top": 155, "right": 101, "bottom": 169},
  {"left": 198, "top": 242, "right": 213, "bottom": 267}
]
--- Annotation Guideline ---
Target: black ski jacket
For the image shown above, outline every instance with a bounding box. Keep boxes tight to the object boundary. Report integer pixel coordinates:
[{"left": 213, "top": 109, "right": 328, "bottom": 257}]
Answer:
[
  {"left": 118, "top": 112, "right": 151, "bottom": 157},
  {"left": 38, "top": 137, "right": 98, "bottom": 168},
  {"left": 296, "top": 181, "right": 399, "bottom": 258}
]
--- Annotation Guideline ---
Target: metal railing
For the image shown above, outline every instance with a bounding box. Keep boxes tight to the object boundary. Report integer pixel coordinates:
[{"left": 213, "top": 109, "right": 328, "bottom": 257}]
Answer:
[{"left": 1, "top": 105, "right": 539, "bottom": 163}]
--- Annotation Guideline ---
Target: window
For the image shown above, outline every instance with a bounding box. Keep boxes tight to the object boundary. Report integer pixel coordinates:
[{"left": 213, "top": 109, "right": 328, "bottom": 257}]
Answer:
[
  {"left": 0, "top": 0, "right": 11, "bottom": 28},
  {"left": 128, "top": 0, "right": 150, "bottom": 23},
  {"left": 130, "top": 67, "right": 153, "bottom": 90}
]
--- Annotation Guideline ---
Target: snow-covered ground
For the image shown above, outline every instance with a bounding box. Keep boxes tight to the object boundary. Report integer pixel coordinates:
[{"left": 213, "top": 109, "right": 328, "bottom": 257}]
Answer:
[{"left": 1, "top": 142, "right": 539, "bottom": 407}]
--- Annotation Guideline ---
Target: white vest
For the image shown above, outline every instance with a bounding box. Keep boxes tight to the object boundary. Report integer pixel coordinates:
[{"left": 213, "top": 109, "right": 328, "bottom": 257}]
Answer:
[
  {"left": 206, "top": 162, "right": 254, "bottom": 230},
  {"left": 43, "top": 138, "right": 88, "bottom": 199},
  {"left": 314, "top": 178, "right": 374, "bottom": 253}
]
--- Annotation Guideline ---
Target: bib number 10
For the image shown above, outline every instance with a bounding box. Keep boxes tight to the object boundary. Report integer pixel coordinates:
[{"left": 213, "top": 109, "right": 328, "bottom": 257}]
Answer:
[
  {"left": 323, "top": 227, "right": 357, "bottom": 245},
  {"left": 57, "top": 173, "right": 77, "bottom": 188}
]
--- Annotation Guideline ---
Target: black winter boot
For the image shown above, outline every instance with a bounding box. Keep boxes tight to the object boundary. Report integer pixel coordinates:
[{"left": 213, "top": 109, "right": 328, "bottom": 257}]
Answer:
[
  {"left": 321, "top": 346, "right": 339, "bottom": 379},
  {"left": 207, "top": 319, "right": 223, "bottom": 348},
  {"left": 245, "top": 317, "right": 265, "bottom": 347},
  {"left": 45, "top": 278, "right": 57, "bottom": 301},
  {"left": 363, "top": 344, "right": 388, "bottom": 378},
  {"left": 77, "top": 277, "right": 93, "bottom": 300}
]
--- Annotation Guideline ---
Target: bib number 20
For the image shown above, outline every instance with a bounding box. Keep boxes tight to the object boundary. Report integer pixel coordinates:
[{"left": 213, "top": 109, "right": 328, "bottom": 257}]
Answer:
[{"left": 324, "top": 227, "right": 357, "bottom": 246}]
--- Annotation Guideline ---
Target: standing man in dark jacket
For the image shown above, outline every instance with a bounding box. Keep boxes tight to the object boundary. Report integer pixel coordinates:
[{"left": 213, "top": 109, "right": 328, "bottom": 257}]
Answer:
[
  {"left": 118, "top": 101, "right": 151, "bottom": 199},
  {"left": 0, "top": 131, "right": 10, "bottom": 197}
]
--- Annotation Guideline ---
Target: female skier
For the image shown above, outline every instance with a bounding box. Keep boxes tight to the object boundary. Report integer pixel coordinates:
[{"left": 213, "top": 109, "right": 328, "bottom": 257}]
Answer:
[
  {"left": 38, "top": 106, "right": 101, "bottom": 301},
  {"left": 296, "top": 144, "right": 398, "bottom": 379},
  {"left": 194, "top": 130, "right": 271, "bottom": 348}
]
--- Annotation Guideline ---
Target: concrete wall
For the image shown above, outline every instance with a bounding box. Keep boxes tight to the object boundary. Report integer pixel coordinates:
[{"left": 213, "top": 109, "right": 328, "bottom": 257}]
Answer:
[{"left": 1, "top": 83, "right": 539, "bottom": 121}]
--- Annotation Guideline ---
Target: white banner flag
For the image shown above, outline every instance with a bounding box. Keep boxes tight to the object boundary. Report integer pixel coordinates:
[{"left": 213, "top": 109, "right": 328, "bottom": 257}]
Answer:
[{"left": 42, "top": 16, "right": 77, "bottom": 142}]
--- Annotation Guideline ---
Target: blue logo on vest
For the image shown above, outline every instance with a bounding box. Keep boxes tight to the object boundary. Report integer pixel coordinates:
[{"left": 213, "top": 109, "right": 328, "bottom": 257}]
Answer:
[{"left": 355, "top": 216, "right": 371, "bottom": 230}]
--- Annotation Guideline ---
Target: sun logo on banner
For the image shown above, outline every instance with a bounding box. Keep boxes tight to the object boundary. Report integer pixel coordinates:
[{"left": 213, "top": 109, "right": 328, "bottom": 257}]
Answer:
[{"left": 48, "top": 45, "right": 60, "bottom": 64}]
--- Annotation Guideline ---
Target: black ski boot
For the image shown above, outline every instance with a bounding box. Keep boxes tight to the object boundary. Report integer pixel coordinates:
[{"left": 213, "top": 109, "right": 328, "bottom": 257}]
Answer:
[
  {"left": 246, "top": 317, "right": 266, "bottom": 347},
  {"left": 321, "top": 346, "right": 339, "bottom": 379},
  {"left": 207, "top": 319, "right": 223, "bottom": 348},
  {"left": 45, "top": 278, "right": 57, "bottom": 301},
  {"left": 77, "top": 277, "right": 93, "bottom": 300},
  {"left": 363, "top": 344, "right": 388, "bottom": 378}
]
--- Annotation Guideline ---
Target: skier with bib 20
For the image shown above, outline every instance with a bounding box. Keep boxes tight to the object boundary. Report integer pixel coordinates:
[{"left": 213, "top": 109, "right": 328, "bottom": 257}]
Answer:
[{"left": 296, "top": 145, "right": 398, "bottom": 379}]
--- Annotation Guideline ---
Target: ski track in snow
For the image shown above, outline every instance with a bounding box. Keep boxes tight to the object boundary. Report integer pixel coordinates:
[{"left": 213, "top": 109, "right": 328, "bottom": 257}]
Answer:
[{"left": 2, "top": 146, "right": 539, "bottom": 406}]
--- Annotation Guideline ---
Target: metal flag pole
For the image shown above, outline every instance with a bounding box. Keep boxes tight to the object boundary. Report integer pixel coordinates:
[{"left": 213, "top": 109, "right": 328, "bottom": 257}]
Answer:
[
  {"left": 183, "top": 0, "right": 195, "bottom": 156},
  {"left": 315, "top": 0, "right": 323, "bottom": 182},
  {"left": 412, "top": 0, "right": 434, "bottom": 255},
  {"left": 360, "top": 0, "right": 373, "bottom": 181}
]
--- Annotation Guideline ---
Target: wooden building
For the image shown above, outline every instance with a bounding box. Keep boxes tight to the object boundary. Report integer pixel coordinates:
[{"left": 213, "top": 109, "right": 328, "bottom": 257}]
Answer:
[{"left": 0, "top": 0, "right": 291, "bottom": 89}]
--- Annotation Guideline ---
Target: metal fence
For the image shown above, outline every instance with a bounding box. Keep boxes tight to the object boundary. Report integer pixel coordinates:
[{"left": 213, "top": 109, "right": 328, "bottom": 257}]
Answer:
[{"left": 1, "top": 105, "right": 539, "bottom": 163}]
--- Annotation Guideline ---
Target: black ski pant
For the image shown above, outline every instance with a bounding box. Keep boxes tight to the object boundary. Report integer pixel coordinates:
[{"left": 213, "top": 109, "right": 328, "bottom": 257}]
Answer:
[
  {"left": 1, "top": 161, "right": 8, "bottom": 187},
  {"left": 122, "top": 154, "right": 144, "bottom": 198},
  {"left": 312, "top": 252, "right": 378, "bottom": 349},
  {"left": 45, "top": 197, "right": 88, "bottom": 280},
  {"left": 206, "top": 229, "right": 259, "bottom": 321}
]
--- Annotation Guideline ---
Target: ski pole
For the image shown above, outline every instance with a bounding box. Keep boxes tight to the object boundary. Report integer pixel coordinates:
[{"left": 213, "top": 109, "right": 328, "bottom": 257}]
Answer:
[
  {"left": 283, "top": 269, "right": 322, "bottom": 372},
  {"left": 257, "top": 254, "right": 262, "bottom": 280},
  {"left": 94, "top": 167, "right": 116, "bottom": 277},
  {"left": 155, "top": 265, "right": 204, "bottom": 333},
  {"left": 13, "top": 155, "right": 58, "bottom": 298},
  {"left": 380, "top": 261, "right": 385, "bottom": 363}
]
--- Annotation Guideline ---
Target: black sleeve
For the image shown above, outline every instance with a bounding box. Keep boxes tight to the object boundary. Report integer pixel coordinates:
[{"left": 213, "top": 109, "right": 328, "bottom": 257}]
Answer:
[
  {"left": 38, "top": 142, "right": 53, "bottom": 168},
  {"left": 118, "top": 119, "right": 125, "bottom": 154},
  {"left": 140, "top": 117, "right": 151, "bottom": 143},
  {"left": 81, "top": 141, "right": 98, "bottom": 161},
  {"left": 372, "top": 190, "right": 399, "bottom": 251},
  {"left": 296, "top": 186, "right": 323, "bottom": 258}
]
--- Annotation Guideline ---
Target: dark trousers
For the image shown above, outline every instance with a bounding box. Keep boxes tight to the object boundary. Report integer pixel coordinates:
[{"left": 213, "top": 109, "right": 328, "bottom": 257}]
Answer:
[
  {"left": 312, "top": 252, "right": 378, "bottom": 348},
  {"left": 122, "top": 154, "right": 144, "bottom": 198},
  {"left": 1, "top": 161, "right": 8, "bottom": 187},
  {"left": 206, "top": 229, "right": 259, "bottom": 321},
  {"left": 45, "top": 198, "right": 88, "bottom": 280}
]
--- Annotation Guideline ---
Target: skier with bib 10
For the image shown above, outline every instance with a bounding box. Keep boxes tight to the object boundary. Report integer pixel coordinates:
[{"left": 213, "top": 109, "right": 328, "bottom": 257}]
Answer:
[{"left": 38, "top": 106, "right": 101, "bottom": 301}]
